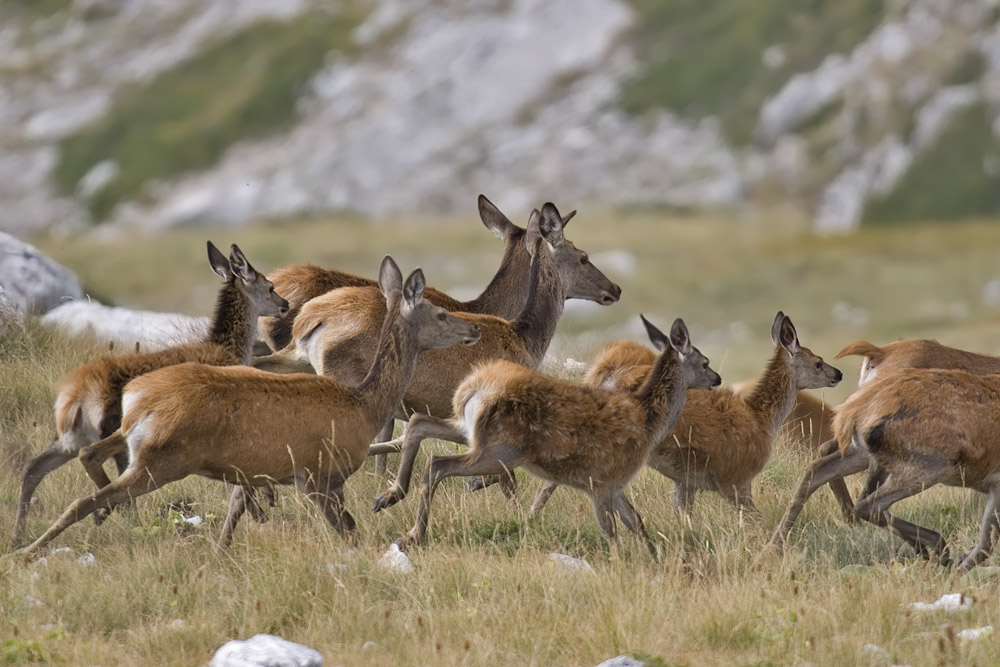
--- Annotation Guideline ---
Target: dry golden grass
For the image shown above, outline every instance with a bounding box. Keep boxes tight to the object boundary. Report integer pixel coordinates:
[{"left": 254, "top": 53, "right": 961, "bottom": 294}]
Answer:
[{"left": 3, "top": 213, "right": 1000, "bottom": 664}]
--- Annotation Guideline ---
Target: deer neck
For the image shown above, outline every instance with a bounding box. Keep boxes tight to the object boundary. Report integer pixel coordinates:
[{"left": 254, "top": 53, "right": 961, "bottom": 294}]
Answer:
[
  {"left": 356, "top": 293, "right": 420, "bottom": 428},
  {"left": 636, "top": 350, "right": 686, "bottom": 444},
  {"left": 511, "top": 244, "right": 565, "bottom": 366},
  {"left": 744, "top": 349, "right": 797, "bottom": 436},
  {"left": 206, "top": 280, "right": 256, "bottom": 364},
  {"left": 460, "top": 229, "right": 530, "bottom": 319}
]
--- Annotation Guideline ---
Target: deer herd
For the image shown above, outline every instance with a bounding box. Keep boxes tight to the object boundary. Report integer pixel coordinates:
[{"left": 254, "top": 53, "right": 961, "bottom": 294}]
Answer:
[{"left": 10, "top": 196, "right": 1000, "bottom": 572}]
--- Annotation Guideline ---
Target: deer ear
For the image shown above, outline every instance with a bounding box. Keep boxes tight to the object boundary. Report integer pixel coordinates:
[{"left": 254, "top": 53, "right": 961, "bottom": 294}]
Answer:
[
  {"left": 668, "top": 318, "right": 692, "bottom": 357},
  {"left": 228, "top": 244, "right": 257, "bottom": 283},
  {"left": 769, "top": 311, "right": 785, "bottom": 348},
  {"left": 478, "top": 194, "right": 517, "bottom": 240},
  {"left": 560, "top": 209, "right": 577, "bottom": 228},
  {"left": 777, "top": 314, "right": 800, "bottom": 354},
  {"left": 403, "top": 268, "right": 426, "bottom": 308},
  {"left": 207, "top": 241, "right": 233, "bottom": 280},
  {"left": 536, "top": 202, "right": 565, "bottom": 246},
  {"left": 378, "top": 256, "right": 403, "bottom": 296},
  {"left": 525, "top": 209, "right": 542, "bottom": 255},
  {"left": 640, "top": 314, "right": 669, "bottom": 352}
]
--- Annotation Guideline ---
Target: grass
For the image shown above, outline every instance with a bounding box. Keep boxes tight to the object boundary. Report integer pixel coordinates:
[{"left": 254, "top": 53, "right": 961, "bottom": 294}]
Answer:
[
  {"left": 53, "top": 7, "right": 366, "bottom": 222},
  {"left": 6, "top": 212, "right": 1000, "bottom": 663},
  {"left": 621, "top": 0, "right": 884, "bottom": 145}
]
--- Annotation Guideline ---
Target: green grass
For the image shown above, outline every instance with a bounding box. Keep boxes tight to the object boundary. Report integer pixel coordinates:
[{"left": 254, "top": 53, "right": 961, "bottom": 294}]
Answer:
[
  {"left": 865, "top": 102, "right": 1000, "bottom": 225},
  {"left": 0, "top": 0, "right": 71, "bottom": 18},
  {"left": 9, "top": 213, "right": 1000, "bottom": 664},
  {"left": 621, "top": 0, "right": 884, "bottom": 145},
  {"left": 54, "top": 7, "right": 366, "bottom": 222}
]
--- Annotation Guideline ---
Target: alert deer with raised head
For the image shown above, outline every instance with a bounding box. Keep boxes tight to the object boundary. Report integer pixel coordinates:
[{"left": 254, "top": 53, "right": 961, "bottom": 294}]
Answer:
[
  {"left": 260, "top": 195, "right": 548, "bottom": 351},
  {"left": 265, "top": 202, "right": 621, "bottom": 478},
  {"left": 529, "top": 313, "right": 841, "bottom": 515},
  {"left": 771, "top": 338, "right": 1000, "bottom": 552},
  {"left": 11, "top": 243, "right": 288, "bottom": 546},
  {"left": 729, "top": 379, "right": 833, "bottom": 452},
  {"left": 380, "top": 316, "right": 719, "bottom": 551},
  {"left": 18, "top": 258, "right": 481, "bottom": 553}
]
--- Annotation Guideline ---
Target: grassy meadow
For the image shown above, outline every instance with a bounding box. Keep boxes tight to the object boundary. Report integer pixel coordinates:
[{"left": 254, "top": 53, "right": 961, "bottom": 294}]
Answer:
[{"left": 2, "top": 212, "right": 1000, "bottom": 664}]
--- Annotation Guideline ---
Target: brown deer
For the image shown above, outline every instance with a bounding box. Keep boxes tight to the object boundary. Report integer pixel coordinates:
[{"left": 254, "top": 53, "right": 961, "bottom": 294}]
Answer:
[
  {"left": 264, "top": 202, "right": 621, "bottom": 478},
  {"left": 380, "top": 316, "right": 720, "bottom": 551},
  {"left": 730, "top": 380, "right": 833, "bottom": 452},
  {"left": 18, "top": 258, "right": 481, "bottom": 553},
  {"left": 773, "top": 368, "right": 1000, "bottom": 570},
  {"left": 528, "top": 313, "right": 842, "bottom": 515},
  {"left": 12, "top": 243, "right": 288, "bottom": 546},
  {"left": 259, "top": 195, "right": 551, "bottom": 351},
  {"left": 771, "top": 338, "right": 1000, "bottom": 550}
]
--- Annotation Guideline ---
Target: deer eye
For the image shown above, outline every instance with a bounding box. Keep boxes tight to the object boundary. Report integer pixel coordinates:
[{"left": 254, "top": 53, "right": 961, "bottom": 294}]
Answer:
[
  {"left": 437, "top": 313, "right": 447, "bottom": 321},
  {"left": 815, "top": 361, "right": 823, "bottom": 370},
  {"left": 580, "top": 256, "right": 589, "bottom": 265}
]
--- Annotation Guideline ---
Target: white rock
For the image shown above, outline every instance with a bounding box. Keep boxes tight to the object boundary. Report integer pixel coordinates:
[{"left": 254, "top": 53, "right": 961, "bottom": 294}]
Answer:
[
  {"left": 547, "top": 552, "right": 594, "bottom": 572},
  {"left": 957, "top": 625, "right": 993, "bottom": 641},
  {"left": 379, "top": 544, "right": 414, "bottom": 573},
  {"left": 169, "top": 618, "right": 186, "bottom": 629},
  {"left": 183, "top": 515, "right": 204, "bottom": 526},
  {"left": 76, "top": 552, "right": 96, "bottom": 566},
  {"left": 595, "top": 656, "right": 645, "bottom": 667},
  {"left": 908, "top": 592, "right": 973, "bottom": 612},
  {"left": 210, "top": 633, "right": 322, "bottom": 667},
  {"left": 361, "top": 641, "right": 377, "bottom": 651},
  {"left": 0, "top": 232, "right": 83, "bottom": 314},
  {"left": 77, "top": 160, "right": 120, "bottom": 199},
  {"left": 41, "top": 300, "right": 208, "bottom": 350},
  {"left": 861, "top": 643, "right": 890, "bottom": 660},
  {"left": 23, "top": 595, "right": 43, "bottom": 608}
]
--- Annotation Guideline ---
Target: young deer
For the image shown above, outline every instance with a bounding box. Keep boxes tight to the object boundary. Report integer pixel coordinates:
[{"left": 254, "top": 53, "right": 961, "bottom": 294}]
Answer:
[
  {"left": 12, "top": 243, "right": 288, "bottom": 546},
  {"left": 267, "top": 202, "right": 620, "bottom": 478},
  {"left": 18, "top": 258, "right": 481, "bottom": 553},
  {"left": 730, "top": 380, "right": 833, "bottom": 452},
  {"left": 381, "top": 317, "right": 720, "bottom": 551},
  {"left": 529, "top": 313, "right": 842, "bottom": 515},
  {"left": 775, "top": 368, "right": 1000, "bottom": 570},
  {"left": 260, "top": 195, "right": 549, "bottom": 350},
  {"left": 771, "top": 339, "right": 1000, "bottom": 549}
]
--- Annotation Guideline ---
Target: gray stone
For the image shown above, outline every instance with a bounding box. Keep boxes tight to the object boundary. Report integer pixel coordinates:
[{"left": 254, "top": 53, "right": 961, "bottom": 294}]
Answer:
[
  {"left": 210, "top": 634, "right": 322, "bottom": 667},
  {"left": 0, "top": 232, "right": 83, "bottom": 314},
  {"left": 595, "top": 656, "right": 645, "bottom": 667},
  {"left": 40, "top": 301, "right": 208, "bottom": 350}
]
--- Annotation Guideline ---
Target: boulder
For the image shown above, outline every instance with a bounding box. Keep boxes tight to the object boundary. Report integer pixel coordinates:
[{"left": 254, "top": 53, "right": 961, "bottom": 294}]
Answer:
[
  {"left": 209, "top": 634, "right": 323, "bottom": 667},
  {"left": 40, "top": 301, "right": 208, "bottom": 350},
  {"left": 0, "top": 232, "right": 83, "bottom": 314}
]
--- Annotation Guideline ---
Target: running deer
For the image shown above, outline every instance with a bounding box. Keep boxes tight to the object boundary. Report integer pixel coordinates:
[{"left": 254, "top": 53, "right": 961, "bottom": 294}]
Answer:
[
  {"left": 730, "top": 380, "right": 833, "bottom": 452},
  {"left": 529, "top": 313, "right": 842, "bottom": 516},
  {"left": 379, "top": 317, "right": 720, "bottom": 551},
  {"left": 773, "top": 368, "right": 1000, "bottom": 570},
  {"left": 771, "top": 339, "right": 1000, "bottom": 550},
  {"left": 11, "top": 243, "right": 288, "bottom": 546},
  {"left": 259, "top": 195, "right": 553, "bottom": 351},
  {"left": 18, "top": 258, "right": 481, "bottom": 553},
  {"left": 263, "top": 203, "right": 621, "bottom": 478}
]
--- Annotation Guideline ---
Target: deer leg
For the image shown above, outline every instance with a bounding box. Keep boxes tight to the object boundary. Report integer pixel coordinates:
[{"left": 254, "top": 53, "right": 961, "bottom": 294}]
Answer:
[
  {"left": 79, "top": 432, "right": 133, "bottom": 526},
  {"left": 372, "top": 419, "right": 396, "bottom": 478},
  {"left": 673, "top": 482, "right": 695, "bottom": 513},
  {"left": 770, "top": 445, "right": 869, "bottom": 548},
  {"left": 956, "top": 486, "right": 1000, "bottom": 571},
  {"left": 719, "top": 482, "right": 758, "bottom": 515},
  {"left": 396, "top": 445, "right": 523, "bottom": 549},
  {"left": 19, "top": 464, "right": 183, "bottom": 554},
  {"left": 373, "top": 414, "right": 466, "bottom": 512},
  {"left": 303, "top": 473, "right": 356, "bottom": 540},
  {"left": 12, "top": 438, "right": 76, "bottom": 547},
  {"left": 853, "top": 476, "right": 950, "bottom": 564},
  {"left": 612, "top": 491, "right": 655, "bottom": 555},
  {"left": 529, "top": 482, "right": 560, "bottom": 517},
  {"left": 218, "top": 485, "right": 251, "bottom": 549}
]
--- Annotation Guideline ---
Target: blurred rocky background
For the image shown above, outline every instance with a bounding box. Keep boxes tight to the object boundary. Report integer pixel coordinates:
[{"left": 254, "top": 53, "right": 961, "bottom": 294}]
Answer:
[{"left": 2, "top": 0, "right": 999, "bottom": 237}]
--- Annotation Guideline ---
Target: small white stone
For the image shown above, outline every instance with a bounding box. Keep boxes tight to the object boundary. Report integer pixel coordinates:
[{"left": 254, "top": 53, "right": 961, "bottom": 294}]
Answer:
[
  {"left": 362, "top": 640, "right": 377, "bottom": 651},
  {"left": 548, "top": 552, "right": 594, "bottom": 572},
  {"left": 183, "top": 515, "right": 204, "bottom": 527},
  {"left": 908, "top": 593, "right": 973, "bottom": 612},
  {"left": 957, "top": 625, "right": 993, "bottom": 641},
  {"left": 23, "top": 595, "right": 43, "bottom": 608},
  {"left": 76, "top": 552, "right": 96, "bottom": 566},
  {"left": 861, "top": 643, "right": 890, "bottom": 660},
  {"left": 169, "top": 619, "right": 186, "bottom": 629},
  {"left": 379, "top": 544, "right": 414, "bottom": 573}
]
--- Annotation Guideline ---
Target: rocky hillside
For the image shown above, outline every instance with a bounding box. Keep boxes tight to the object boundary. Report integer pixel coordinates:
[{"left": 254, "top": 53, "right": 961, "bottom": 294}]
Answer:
[{"left": 2, "top": 0, "right": 1000, "bottom": 236}]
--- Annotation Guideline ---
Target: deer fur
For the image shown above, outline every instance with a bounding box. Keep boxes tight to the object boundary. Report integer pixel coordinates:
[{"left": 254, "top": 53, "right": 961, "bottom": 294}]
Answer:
[
  {"left": 529, "top": 313, "right": 842, "bottom": 515},
  {"left": 259, "top": 195, "right": 549, "bottom": 351},
  {"left": 379, "top": 317, "right": 720, "bottom": 551},
  {"left": 768, "top": 338, "right": 1000, "bottom": 548},
  {"left": 18, "top": 258, "right": 482, "bottom": 554},
  {"left": 729, "top": 379, "right": 834, "bottom": 451},
  {"left": 12, "top": 243, "right": 289, "bottom": 546}
]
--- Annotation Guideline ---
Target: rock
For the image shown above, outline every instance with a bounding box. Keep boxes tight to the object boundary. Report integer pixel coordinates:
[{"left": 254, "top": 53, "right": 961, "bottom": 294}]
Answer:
[
  {"left": 0, "top": 233, "right": 83, "bottom": 314},
  {"left": 76, "top": 552, "right": 96, "bottom": 566},
  {"left": 860, "top": 643, "right": 890, "bottom": 661},
  {"left": 908, "top": 592, "right": 973, "bottom": 612},
  {"left": 547, "top": 552, "right": 594, "bottom": 572},
  {"left": 40, "top": 301, "right": 208, "bottom": 350},
  {"left": 379, "top": 544, "right": 414, "bottom": 573},
  {"left": 210, "top": 634, "right": 323, "bottom": 667},
  {"left": 957, "top": 625, "right": 993, "bottom": 641},
  {"left": 595, "top": 657, "right": 645, "bottom": 667}
]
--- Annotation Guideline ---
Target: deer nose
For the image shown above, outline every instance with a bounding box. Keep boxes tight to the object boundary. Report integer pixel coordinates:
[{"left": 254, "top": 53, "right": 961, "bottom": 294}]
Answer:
[
  {"left": 711, "top": 373, "right": 722, "bottom": 388},
  {"left": 832, "top": 368, "right": 843, "bottom": 384},
  {"left": 278, "top": 301, "right": 290, "bottom": 317},
  {"left": 600, "top": 283, "right": 622, "bottom": 305}
]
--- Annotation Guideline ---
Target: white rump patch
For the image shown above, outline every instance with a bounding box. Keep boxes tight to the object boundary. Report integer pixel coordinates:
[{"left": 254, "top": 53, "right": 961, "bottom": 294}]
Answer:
[
  {"left": 125, "top": 414, "right": 155, "bottom": 468},
  {"left": 459, "top": 392, "right": 485, "bottom": 440},
  {"left": 858, "top": 357, "right": 876, "bottom": 385},
  {"left": 121, "top": 389, "right": 141, "bottom": 419}
]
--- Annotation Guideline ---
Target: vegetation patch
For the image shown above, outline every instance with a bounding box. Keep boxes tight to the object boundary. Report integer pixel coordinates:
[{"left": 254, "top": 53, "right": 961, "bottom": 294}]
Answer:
[
  {"left": 620, "top": 0, "right": 883, "bottom": 145},
  {"left": 0, "top": 0, "right": 71, "bottom": 19},
  {"left": 864, "top": 102, "right": 1000, "bottom": 225},
  {"left": 54, "top": 7, "right": 366, "bottom": 222}
]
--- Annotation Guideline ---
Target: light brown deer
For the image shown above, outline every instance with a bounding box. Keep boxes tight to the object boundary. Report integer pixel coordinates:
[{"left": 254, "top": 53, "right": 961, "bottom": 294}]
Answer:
[
  {"left": 264, "top": 202, "right": 621, "bottom": 478},
  {"left": 380, "top": 317, "right": 720, "bottom": 551},
  {"left": 771, "top": 338, "right": 1000, "bottom": 550},
  {"left": 259, "top": 195, "right": 550, "bottom": 351},
  {"left": 18, "top": 258, "right": 481, "bottom": 553},
  {"left": 773, "top": 368, "right": 1000, "bottom": 570},
  {"left": 12, "top": 243, "right": 288, "bottom": 546},
  {"left": 529, "top": 313, "right": 842, "bottom": 515},
  {"left": 730, "top": 380, "right": 833, "bottom": 452}
]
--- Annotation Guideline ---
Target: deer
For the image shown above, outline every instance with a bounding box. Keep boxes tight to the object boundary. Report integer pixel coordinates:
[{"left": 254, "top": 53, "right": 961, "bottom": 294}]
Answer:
[
  {"left": 263, "top": 202, "right": 621, "bottom": 481},
  {"left": 527, "top": 313, "right": 842, "bottom": 516},
  {"left": 11, "top": 242, "right": 289, "bottom": 547},
  {"left": 771, "top": 338, "right": 1000, "bottom": 549},
  {"left": 259, "top": 195, "right": 551, "bottom": 351},
  {"left": 729, "top": 380, "right": 834, "bottom": 452},
  {"left": 378, "top": 316, "right": 720, "bottom": 552},
  {"left": 17, "top": 257, "right": 482, "bottom": 554}
]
